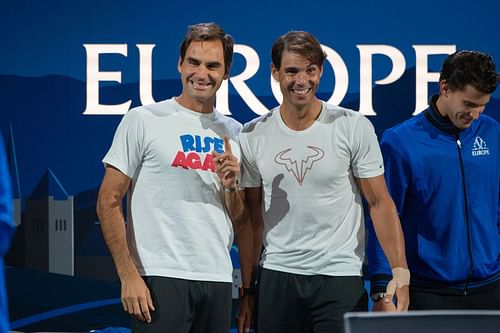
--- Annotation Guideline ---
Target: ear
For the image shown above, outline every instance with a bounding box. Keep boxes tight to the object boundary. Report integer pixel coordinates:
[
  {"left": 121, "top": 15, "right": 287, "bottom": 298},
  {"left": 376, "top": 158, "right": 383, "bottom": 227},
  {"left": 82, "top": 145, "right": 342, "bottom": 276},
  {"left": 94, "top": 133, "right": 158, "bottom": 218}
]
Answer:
[
  {"left": 319, "top": 65, "right": 324, "bottom": 78},
  {"left": 177, "top": 57, "right": 183, "bottom": 74},
  {"left": 223, "top": 65, "right": 230, "bottom": 80},
  {"left": 439, "top": 80, "right": 449, "bottom": 97},
  {"left": 271, "top": 63, "right": 279, "bottom": 81}
]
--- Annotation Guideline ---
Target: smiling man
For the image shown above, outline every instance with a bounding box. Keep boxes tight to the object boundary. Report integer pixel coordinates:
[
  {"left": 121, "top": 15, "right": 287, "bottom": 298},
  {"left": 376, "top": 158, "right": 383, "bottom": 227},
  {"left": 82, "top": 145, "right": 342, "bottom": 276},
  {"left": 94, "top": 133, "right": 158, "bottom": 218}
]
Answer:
[
  {"left": 235, "top": 31, "right": 409, "bottom": 333},
  {"left": 367, "top": 50, "right": 500, "bottom": 311},
  {"left": 97, "top": 23, "right": 245, "bottom": 333}
]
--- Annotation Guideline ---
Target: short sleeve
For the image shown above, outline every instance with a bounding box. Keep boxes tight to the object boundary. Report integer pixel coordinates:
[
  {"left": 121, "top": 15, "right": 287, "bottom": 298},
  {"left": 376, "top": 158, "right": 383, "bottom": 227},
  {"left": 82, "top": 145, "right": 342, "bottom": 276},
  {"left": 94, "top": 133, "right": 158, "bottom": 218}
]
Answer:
[
  {"left": 350, "top": 114, "right": 384, "bottom": 178},
  {"left": 239, "top": 131, "right": 262, "bottom": 188},
  {"left": 102, "top": 109, "right": 145, "bottom": 178}
]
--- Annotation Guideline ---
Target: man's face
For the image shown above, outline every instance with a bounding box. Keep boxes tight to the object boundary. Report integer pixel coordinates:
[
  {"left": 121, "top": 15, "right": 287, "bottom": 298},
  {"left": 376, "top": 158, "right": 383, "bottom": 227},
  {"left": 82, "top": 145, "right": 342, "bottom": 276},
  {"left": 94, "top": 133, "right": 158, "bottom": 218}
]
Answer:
[
  {"left": 439, "top": 82, "right": 491, "bottom": 129},
  {"left": 178, "top": 40, "right": 227, "bottom": 107},
  {"left": 272, "top": 50, "right": 322, "bottom": 110}
]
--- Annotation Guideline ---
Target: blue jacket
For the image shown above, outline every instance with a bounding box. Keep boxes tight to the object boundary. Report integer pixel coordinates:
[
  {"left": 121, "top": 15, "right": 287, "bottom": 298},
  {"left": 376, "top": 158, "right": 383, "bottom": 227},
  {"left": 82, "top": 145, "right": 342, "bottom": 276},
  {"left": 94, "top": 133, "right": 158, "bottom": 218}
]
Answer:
[{"left": 367, "top": 96, "right": 500, "bottom": 294}]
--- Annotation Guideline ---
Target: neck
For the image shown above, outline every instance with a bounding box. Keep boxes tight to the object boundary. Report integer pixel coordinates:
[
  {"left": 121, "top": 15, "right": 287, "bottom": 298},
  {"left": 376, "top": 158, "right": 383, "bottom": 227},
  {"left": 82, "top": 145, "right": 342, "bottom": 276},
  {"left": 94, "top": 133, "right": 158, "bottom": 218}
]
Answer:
[
  {"left": 176, "top": 94, "right": 215, "bottom": 114},
  {"left": 434, "top": 95, "right": 448, "bottom": 118},
  {"left": 279, "top": 98, "right": 322, "bottom": 131}
]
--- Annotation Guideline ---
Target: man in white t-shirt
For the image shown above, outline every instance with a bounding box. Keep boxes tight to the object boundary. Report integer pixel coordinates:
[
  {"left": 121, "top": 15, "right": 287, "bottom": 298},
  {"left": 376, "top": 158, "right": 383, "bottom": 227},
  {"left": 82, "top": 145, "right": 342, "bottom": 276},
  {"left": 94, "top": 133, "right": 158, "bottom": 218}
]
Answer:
[
  {"left": 236, "top": 31, "right": 410, "bottom": 333},
  {"left": 97, "top": 22, "right": 245, "bottom": 333}
]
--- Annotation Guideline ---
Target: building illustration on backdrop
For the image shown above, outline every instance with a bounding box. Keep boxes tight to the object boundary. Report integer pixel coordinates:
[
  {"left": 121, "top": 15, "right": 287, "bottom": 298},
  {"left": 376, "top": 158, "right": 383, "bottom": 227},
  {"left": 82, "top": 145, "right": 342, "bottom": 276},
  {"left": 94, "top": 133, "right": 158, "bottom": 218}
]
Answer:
[{"left": 4, "top": 123, "right": 242, "bottom": 297}]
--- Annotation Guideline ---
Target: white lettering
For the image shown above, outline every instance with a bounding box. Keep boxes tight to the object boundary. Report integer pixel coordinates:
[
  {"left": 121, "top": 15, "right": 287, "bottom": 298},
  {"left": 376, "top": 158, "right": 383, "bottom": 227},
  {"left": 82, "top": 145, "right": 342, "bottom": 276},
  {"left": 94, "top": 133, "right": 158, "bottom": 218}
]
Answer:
[
  {"left": 413, "top": 45, "right": 456, "bottom": 115},
  {"left": 137, "top": 44, "right": 156, "bottom": 106},
  {"left": 82, "top": 43, "right": 458, "bottom": 117},
  {"left": 217, "top": 44, "right": 268, "bottom": 115},
  {"left": 357, "top": 45, "right": 406, "bottom": 116},
  {"left": 83, "top": 44, "right": 131, "bottom": 115}
]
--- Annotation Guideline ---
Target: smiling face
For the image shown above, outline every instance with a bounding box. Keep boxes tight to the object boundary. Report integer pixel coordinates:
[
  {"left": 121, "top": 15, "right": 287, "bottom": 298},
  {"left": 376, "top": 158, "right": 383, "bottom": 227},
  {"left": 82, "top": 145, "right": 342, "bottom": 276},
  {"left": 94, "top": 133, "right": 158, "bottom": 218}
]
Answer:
[
  {"left": 438, "top": 81, "right": 491, "bottom": 129},
  {"left": 272, "top": 50, "right": 323, "bottom": 112},
  {"left": 177, "top": 39, "right": 227, "bottom": 113}
]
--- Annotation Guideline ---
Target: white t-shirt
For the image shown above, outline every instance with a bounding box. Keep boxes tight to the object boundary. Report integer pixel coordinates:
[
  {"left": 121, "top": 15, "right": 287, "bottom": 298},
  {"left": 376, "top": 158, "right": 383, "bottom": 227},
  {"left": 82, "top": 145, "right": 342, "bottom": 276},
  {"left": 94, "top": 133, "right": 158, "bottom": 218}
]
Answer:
[
  {"left": 239, "top": 102, "right": 383, "bottom": 276},
  {"left": 103, "top": 98, "right": 242, "bottom": 282}
]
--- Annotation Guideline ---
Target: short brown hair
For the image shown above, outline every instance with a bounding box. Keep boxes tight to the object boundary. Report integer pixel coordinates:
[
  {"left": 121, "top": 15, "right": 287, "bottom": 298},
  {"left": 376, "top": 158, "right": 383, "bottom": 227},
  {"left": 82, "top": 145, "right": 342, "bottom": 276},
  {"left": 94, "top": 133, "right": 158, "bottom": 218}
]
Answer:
[
  {"left": 440, "top": 50, "right": 499, "bottom": 94},
  {"left": 179, "top": 22, "right": 234, "bottom": 75},
  {"left": 271, "top": 31, "right": 327, "bottom": 70}
]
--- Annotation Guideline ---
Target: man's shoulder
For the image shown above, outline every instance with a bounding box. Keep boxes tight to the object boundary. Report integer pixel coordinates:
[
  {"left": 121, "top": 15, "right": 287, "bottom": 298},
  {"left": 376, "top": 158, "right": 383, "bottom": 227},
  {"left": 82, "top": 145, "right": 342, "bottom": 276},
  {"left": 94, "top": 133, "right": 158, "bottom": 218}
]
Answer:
[
  {"left": 477, "top": 114, "right": 500, "bottom": 131},
  {"left": 322, "top": 102, "right": 361, "bottom": 119},
  {"left": 241, "top": 108, "right": 277, "bottom": 135},
  {"left": 133, "top": 98, "right": 175, "bottom": 116},
  {"left": 383, "top": 114, "right": 423, "bottom": 138}
]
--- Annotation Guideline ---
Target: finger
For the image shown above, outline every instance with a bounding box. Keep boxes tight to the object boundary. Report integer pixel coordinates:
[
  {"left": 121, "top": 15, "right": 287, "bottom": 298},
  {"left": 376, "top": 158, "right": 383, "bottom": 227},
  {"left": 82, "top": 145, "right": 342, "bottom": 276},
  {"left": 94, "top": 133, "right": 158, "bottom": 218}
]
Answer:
[
  {"left": 140, "top": 301, "right": 152, "bottom": 323},
  {"left": 121, "top": 298, "right": 128, "bottom": 312},
  {"left": 223, "top": 135, "right": 232, "bottom": 154},
  {"left": 383, "top": 293, "right": 393, "bottom": 304},
  {"left": 147, "top": 292, "right": 155, "bottom": 311},
  {"left": 212, "top": 151, "right": 221, "bottom": 162},
  {"left": 132, "top": 300, "right": 145, "bottom": 322}
]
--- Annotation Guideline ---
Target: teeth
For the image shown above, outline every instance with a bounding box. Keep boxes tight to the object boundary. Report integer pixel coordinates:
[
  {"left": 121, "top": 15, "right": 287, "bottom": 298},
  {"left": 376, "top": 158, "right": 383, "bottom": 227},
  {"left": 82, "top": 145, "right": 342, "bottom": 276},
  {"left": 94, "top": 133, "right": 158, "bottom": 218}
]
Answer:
[
  {"left": 192, "top": 81, "right": 210, "bottom": 89},
  {"left": 292, "top": 88, "right": 310, "bottom": 95}
]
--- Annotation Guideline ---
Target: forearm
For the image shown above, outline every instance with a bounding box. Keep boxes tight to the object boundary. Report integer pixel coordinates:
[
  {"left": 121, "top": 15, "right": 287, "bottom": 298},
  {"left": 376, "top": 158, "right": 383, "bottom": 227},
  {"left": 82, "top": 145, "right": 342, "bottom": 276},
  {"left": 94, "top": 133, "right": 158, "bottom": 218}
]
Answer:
[
  {"left": 224, "top": 189, "right": 249, "bottom": 233},
  {"left": 236, "top": 218, "right": 256, "bottom": 288},
  {"left": 370, "top": 198, "right": 407, "bottom": 269},
  {"left": 97, "top": 196, "right": 138, "bottom": 281},
  {"left": 238, "top": 187, "right": 264, "bottom": 288}
]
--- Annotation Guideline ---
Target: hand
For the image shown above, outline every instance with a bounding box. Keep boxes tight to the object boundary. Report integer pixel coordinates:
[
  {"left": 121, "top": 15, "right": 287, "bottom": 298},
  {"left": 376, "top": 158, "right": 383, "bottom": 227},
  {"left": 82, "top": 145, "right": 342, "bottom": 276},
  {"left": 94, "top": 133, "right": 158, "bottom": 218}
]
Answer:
[
  {"left": 393, "top": 285, "right": 409, "bottom": 311},
  {"left": 376, "top": 285, "right": 409, "bottom": 312},
  {"left": 372, "top": 299, "right": 396, "bottom": 312},
  {"left": 121, "top": 272, "right": 155, "bottom": 323},
  {"left": 213, "top": 135, "right": 240, "bottom": 189},
  {"left": 237, "top": 295, "right": 254, "bottom": 333}
]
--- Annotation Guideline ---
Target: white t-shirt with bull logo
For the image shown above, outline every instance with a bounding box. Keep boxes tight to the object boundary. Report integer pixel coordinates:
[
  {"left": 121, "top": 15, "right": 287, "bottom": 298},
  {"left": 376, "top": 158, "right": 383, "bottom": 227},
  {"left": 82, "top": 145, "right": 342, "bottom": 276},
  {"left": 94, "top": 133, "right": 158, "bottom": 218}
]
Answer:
[{"left": 240, "top": 101, "right": 383, "bottom": 276}]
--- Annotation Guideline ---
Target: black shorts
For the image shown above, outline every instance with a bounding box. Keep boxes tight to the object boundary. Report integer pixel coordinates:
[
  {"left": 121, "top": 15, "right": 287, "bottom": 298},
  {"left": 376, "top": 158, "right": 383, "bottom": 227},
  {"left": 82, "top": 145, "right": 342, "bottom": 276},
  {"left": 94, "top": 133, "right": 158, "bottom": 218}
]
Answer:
[
  {"left": 131, "top": 276, "right": 232, "bottom": 333},
  {"left": 257, "top": 268, "right": 367, "bottom": 333}
]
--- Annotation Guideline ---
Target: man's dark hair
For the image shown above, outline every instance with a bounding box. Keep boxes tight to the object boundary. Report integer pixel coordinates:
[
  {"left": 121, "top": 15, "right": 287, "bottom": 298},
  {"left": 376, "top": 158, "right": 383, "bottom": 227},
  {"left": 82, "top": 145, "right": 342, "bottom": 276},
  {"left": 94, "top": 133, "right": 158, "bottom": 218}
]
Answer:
[
  {"left": 179, "top": 22, "right": 234, "bottom": 75},
  {"left": 271, "top": 31, "right": 327, "bottom": 70},
  {"left": 440, "top": 50, "right": 499, "bottom": 94}
]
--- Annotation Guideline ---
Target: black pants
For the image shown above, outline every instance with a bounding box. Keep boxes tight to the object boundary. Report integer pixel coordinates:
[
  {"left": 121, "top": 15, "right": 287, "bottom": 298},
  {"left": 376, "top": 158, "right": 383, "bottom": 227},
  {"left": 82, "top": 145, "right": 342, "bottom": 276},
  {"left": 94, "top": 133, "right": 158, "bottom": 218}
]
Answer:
[
  {"left": 409, "top": 281, "right": 500, "bottom": 310},
  {"left": 257, "top": 268, "right": 367, "bottom": 333},
  {"left": 131, "top": 276, "right": 232, "bottom": 333}
]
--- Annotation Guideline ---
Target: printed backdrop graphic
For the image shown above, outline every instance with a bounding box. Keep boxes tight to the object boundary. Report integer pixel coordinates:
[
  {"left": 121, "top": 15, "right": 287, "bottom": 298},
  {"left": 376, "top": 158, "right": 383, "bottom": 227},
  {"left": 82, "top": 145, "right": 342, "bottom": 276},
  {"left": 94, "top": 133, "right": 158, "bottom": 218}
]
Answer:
[{"left": 1, "top": 0, "right": 499, "bottom": 331}]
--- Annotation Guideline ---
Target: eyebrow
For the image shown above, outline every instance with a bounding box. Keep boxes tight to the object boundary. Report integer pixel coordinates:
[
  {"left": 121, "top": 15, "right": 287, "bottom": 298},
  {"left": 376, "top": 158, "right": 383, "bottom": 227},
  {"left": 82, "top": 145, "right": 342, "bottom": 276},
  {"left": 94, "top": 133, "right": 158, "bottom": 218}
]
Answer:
[{"left": 463, "top": 100, "right": 485, "bottom": 107}]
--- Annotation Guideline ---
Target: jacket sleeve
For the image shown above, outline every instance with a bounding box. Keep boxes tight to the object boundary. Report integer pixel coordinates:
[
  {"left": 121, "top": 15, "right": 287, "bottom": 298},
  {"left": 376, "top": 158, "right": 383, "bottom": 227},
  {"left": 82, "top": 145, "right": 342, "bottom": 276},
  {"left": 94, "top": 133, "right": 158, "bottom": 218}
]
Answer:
[
  {"left": 0, "top": 134, "right": 14, "bottom": 257},
  {"left": 366, "top": 129, "right": 409, "bottom": 293}
]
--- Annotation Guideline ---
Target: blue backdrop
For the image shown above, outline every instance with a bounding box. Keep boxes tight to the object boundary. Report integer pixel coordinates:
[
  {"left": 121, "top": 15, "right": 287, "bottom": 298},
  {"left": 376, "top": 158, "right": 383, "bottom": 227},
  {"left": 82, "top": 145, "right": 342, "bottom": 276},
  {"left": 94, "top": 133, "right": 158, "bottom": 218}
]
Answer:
[{"left": 1, "top": 0, "right": 499, "bottom": 331}]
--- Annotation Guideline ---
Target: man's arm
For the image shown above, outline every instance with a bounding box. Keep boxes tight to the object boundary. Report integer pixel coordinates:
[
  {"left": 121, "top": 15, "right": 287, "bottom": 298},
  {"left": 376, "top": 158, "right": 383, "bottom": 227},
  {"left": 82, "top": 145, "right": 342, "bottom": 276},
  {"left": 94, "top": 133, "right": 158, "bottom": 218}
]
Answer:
[
  {"left": 96, "top": 166, "right": 154, "bottom": 323},
  {"left": 213, "top": 136, "right": 248, "bottom": 232},
  {"left": 235, "top": 187, "right": 264, "bottom": 333},
  {"left": 357, "top": 175, "right": 409, "bottom": 311}
]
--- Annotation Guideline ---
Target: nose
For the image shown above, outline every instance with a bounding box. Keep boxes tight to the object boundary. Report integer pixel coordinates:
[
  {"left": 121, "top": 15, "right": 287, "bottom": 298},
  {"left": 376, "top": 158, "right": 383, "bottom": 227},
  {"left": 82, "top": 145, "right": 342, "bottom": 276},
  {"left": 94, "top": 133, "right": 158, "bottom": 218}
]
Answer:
[
  {"left": 469, "top": 106, "right": 483, "bottom": 119},
  {"left": 194, "top": 65, "right": 209, "bottom": 78},
  {"left": 295, "top": 71, "right": 307, "bottom": 85}
]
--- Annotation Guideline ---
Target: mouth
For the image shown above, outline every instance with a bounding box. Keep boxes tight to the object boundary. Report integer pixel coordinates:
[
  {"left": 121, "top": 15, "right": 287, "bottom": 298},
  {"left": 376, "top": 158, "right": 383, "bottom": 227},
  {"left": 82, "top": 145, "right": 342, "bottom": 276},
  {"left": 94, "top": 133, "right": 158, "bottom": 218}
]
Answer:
[
  {"left": 290, "top": 87, "right": 312, "bottom": 96},
  {"left": 190, "top": 80, "right": 212, "bottom": 90}
]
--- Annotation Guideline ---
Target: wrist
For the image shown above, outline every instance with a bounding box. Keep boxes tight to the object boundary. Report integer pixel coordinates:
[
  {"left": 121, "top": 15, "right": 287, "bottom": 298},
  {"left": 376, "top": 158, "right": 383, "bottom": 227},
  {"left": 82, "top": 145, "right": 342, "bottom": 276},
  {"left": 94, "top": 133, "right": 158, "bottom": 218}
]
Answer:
[
  {"left": 370, "top": 292, "right": 386, "bottom": 302},
  {"left": 239, "top": 286, "right": 256, "bottom": 298},
  {"left": 223, "top": 180, "right": 240, "bottom": 193},
  {"left": 223, "top": 185, "right": 238, "bottom": 193}
]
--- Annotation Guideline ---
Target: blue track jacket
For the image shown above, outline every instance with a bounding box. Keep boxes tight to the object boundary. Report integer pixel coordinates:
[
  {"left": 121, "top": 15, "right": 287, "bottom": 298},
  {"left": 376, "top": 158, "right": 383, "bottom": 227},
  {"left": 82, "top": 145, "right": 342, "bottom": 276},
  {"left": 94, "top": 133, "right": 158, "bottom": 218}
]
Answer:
[{"left": 367, "top": 96, "right": 500, "bottom": 294}]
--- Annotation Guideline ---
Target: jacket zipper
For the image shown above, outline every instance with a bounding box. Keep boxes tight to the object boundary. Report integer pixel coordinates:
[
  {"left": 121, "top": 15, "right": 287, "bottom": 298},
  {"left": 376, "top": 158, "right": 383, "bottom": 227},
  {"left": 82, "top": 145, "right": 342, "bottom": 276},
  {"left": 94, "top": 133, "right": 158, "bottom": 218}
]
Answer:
[{"left": 455, "top": 134, "right": 474, "bottom": 295}]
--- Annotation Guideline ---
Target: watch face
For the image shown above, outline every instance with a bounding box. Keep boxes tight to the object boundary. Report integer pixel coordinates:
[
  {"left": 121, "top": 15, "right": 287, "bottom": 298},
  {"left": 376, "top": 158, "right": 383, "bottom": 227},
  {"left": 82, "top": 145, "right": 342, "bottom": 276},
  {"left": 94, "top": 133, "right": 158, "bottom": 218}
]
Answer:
[{"left": 370, "top": 292, "right": 385, "bottom": 302}]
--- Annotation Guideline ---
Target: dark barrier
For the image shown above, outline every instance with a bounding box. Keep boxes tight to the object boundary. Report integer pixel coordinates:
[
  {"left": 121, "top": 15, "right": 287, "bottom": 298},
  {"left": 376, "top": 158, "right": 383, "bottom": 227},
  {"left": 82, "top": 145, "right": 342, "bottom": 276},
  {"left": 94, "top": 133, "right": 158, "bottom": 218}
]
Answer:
[{"left": 344, "top": 310, "right": 500, "bottom": 333}]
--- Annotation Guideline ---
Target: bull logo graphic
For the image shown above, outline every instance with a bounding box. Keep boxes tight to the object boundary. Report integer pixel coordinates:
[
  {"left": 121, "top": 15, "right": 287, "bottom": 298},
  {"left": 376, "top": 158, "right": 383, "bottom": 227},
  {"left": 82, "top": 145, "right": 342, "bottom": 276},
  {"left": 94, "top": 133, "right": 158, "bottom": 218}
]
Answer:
[{"left": 274, "top": 146, "right": 325, "bottom": 185}]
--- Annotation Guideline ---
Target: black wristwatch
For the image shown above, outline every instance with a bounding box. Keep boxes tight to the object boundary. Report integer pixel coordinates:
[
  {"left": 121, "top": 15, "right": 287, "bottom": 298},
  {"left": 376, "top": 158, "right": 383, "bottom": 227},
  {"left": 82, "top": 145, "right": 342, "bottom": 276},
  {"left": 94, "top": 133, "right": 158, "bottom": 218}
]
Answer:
[
  {"left": 239, "top": 287, "right": 256, "bottom": 298},
  {"left": 370, "top": 292, "right": 386, "bottom": 302}
]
